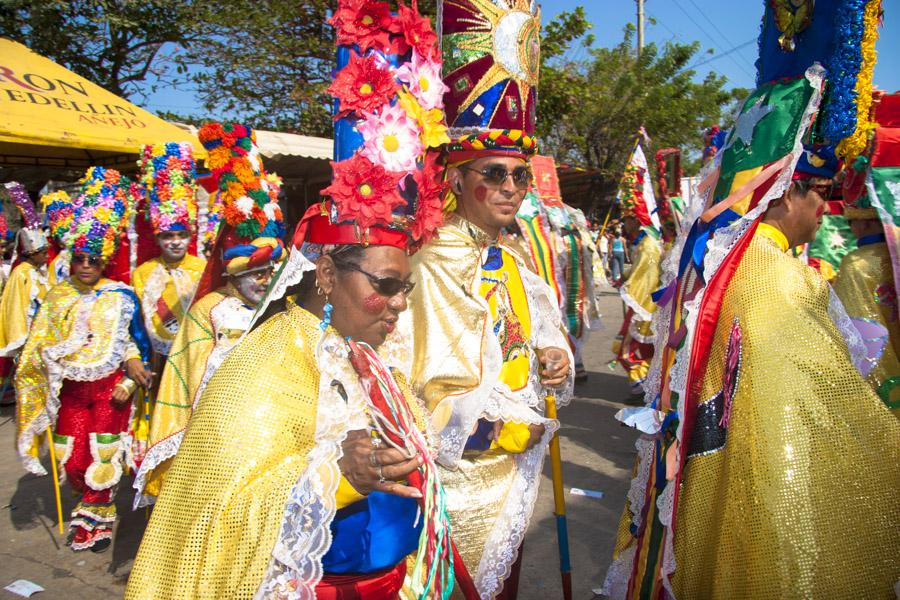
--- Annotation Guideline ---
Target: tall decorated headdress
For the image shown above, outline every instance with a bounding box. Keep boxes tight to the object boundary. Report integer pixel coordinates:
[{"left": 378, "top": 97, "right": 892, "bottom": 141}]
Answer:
[
  {"left": 138, "top": 142, "right": 198, "bottom": 235},
  {"left": 195, "top": 123, "right": 286, "bottom": 301},
  {"left": 42, "top": 190, "right": 74, "bottom": 247},
  {"left": 617, "top": 142, "right": 659, "bottom": 230},
  {"left": 291, "top": 0, "right": 449, "bottom": 255},
  {"left": 439, "top": 0, "right": 540, "bottom": 164},
  {"left": 57, "top": 167, "right": 137, "bottom": 262},
  {"left": 4, "top": 182, "right": 48, "bottom": 256},
  {"left": 655, "top": 148, "right": 683, "bottom": 232}
]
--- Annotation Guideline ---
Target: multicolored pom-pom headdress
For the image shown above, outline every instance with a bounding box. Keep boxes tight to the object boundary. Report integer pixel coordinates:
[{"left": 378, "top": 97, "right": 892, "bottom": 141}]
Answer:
[
  {"left": 56, "top": 167, "right": 137, "bottom": 262},
  {"left": 439, "top": 0, "right": 541, "bottom": 164},
  {"left": 193, "top": 123, "right": 286, "bottom": 300},
  {"left": 294, "top": 0, "right": 449, "bottom": 254},
  {"left": 138, "top": 142, "right": 198, "bottom": 235}
]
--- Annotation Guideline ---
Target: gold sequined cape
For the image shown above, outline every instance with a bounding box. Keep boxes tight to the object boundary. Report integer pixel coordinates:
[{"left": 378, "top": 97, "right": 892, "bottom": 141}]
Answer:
[
  {"left": 0, "top": 261, "right": 48, "bottom": 356},
  {"left": 405, "top": 214, "right": 570, "bottom": 598},
  {"left": 131, "top": 255, "right": 206, "bottom": 354},
  {"left": 125, "top": 305, "right": 428, "bottom": 599},
  {"left": 833, "top": 242, "right": 900, "bottom": 415},
  {"left": 133, "top": 284, "right": 254, "bottom": 505},
  {"left": 14, "top": 278, "right": 141, "bottom": 476},
  {"left": 610, "top": 228, "right": 900, "bottom": 598},
  {"left": 620, "top": 231, "right": 661, "bottom": 332}
]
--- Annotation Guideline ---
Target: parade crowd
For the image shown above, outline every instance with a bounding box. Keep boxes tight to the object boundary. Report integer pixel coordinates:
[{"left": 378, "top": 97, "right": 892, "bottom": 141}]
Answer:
[{"left": 0, "top": 0, "right": 899, "bottom": 598}]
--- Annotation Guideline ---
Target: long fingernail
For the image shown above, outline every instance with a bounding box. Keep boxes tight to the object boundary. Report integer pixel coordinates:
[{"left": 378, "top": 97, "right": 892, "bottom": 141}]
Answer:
[{"left": 412, "top": 490, "right": 423, "bottom": 498}]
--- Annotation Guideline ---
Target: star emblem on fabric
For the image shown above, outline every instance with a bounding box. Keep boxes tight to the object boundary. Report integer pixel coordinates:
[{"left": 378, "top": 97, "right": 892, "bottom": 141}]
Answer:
[
  {"left": 827, "top": 230, "right": 846, "bottom": 249},
  {"left": 724, "top": 96, "right": 775, "bottom": 151}
]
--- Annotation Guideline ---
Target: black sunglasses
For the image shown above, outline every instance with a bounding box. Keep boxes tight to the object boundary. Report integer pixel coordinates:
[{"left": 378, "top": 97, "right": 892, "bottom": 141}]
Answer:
[
  {"left": 71, "top": 254, "right": 102, "bottom": 267},
  {"left": 461, "top": 164, "right": 532, "bottom": 189},
  {"left": 336, "top": 261, "right": 415, "bottom": 297}
]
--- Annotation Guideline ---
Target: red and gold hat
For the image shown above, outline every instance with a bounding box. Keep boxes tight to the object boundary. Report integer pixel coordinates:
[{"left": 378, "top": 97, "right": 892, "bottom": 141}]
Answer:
[{"left": 440, "top": 0, "right": 541, "bottom": 163}]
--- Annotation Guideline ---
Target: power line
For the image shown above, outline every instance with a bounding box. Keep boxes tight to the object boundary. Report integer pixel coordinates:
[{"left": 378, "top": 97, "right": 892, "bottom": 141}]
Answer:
[
  {"left": 670, "top": 0, "right": 756, "bottom": 83},
  {"left": 682, "top": 38, "right": 756, "bottom": 72}
]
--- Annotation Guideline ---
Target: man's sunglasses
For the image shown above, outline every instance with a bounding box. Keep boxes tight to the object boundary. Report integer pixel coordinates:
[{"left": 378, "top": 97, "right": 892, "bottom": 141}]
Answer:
[
  {"left": 335, "top": 261, "right": 415, "bottom": 297},
  {"left": 461, "top": 165, "right": 533, "bottom": 189},
  {"left": 71, "top": 254, "right": 102, "bottom": 267}
]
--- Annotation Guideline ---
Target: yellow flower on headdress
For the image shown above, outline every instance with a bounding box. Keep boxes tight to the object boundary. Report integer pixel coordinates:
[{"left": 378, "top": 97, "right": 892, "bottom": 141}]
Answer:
[{"left": 398, "top": 89, "right": 449, "bottom": 149}]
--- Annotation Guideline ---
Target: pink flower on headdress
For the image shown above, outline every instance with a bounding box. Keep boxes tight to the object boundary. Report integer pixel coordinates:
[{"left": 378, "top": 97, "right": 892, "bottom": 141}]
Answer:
[
  {"left": 394, "top": 50, "right": 447, "bottom": 110},
  {"left": 358, "top": 102, "right": 423, "bottom": 173}
]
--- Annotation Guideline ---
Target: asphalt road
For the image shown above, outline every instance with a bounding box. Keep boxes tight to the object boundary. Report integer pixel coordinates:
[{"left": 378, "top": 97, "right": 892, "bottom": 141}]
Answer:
[{"left": 0, "top": 282, "right": 638, "bottom": 599}]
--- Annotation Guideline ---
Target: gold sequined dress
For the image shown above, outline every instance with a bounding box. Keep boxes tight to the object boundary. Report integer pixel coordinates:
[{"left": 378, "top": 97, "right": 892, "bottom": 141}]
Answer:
[
  {"left": 833, "top": 239, "right": 900, "bottom": 415},
  {"left": 132, "top": 284, "right": 256, "bottom": 506},
  {"left": 15, "top": 277, "right": 146, "bottom": 550},
  {"left": 0, "top": 260, "right": 49, "bottom": 357},
  {"left": 404, "top": 213, "right": 574, "bottom": 598},
  {"left": 125, "top": 305, "right": 430, "bottom": 599},
  {"left": 605, "top": 224, "right": 900, "bottom": 599}
]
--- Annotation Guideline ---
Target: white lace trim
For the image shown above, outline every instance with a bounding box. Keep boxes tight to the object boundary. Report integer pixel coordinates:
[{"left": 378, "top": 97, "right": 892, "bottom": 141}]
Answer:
[
  {"left": 254, "top": 328, "right": 370, "bottom": 599},
  {"left": 473, "top": 422, "right": 559, "bottom": 599},
  {"left": 827, "top": 287, "right": 869, "bottom": 376},
  {"left": 140, "top": 261, "right": 201, "bottom": 355},
  {"left": 132, "top": 430, "right": 184, "bottom": 509},
  {"left": 249, "top": 245, "right": 316, "bottom": 332},
  {"left": 620, "top": 286, "right": 654, "bottom": 323}
]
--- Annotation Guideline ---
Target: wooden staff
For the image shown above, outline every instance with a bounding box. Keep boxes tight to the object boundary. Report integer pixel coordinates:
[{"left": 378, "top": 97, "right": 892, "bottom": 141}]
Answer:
[
  {"left": 545, "top": 394, "right": 572, "bottom": 600},
  {"left": 45, "top": 429, "right": 65, "bottom": 535}
]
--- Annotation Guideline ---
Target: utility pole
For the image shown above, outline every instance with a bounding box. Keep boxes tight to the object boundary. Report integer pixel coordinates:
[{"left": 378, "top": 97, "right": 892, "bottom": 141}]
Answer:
[{"left": 636, "top": 0, "right": 645, "bottom": 56}]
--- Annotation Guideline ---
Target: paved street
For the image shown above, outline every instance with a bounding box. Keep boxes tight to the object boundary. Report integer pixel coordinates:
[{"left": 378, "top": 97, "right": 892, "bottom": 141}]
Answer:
[{"left": 0, "top": 282, "right": 638, "bottom": 599}]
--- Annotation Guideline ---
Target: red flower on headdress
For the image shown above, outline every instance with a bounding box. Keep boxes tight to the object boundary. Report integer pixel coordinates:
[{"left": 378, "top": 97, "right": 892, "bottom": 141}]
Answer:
[
  {"left": 328, "top": 51, "right": 399, "bottom": 119},
  {"left": 330, "top": 0, "right": 394, "bottom": 53},
  {"left": 411, "top": 151, "right": 446, "bottom": 243},
  {"left": 392, "top": 2, "right": 439, "bottom": 60},
  {"left": 321, "top": 154, "right": 405, "bottom": 230}
]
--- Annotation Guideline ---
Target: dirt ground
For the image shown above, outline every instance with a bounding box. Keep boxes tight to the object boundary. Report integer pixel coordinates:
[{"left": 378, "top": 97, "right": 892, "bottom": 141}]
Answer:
[{"left": 0, "top": 281, "right": 639, "bottom": 599}]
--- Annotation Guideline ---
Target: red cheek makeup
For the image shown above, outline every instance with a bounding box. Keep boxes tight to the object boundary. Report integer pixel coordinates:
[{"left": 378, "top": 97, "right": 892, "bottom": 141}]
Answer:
[{"left": 363, "top": 292, "right": 387, "bottom": 314}]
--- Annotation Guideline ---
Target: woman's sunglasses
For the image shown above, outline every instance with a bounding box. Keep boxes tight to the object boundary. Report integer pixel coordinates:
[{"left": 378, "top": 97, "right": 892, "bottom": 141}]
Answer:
[
  {"left": 71, "top": 254, "right": 102, "bottom": 267},
  {"left": 461, "top": 164, "right": 533, "bottom": 190},
  {"left": 336, "top": 261, "right": 415, "bottom": 297}
]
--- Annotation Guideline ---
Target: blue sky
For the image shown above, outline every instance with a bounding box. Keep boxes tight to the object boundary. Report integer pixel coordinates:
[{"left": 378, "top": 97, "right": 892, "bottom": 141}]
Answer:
[{"left": 142, "top": 0, "right": 900, "bottom": 117}]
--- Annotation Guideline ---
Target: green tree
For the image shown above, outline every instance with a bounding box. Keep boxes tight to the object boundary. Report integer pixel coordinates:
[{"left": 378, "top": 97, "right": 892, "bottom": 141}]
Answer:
[
  {"left": 0, "top": 0, "right": 201, "bottom": 100},
  {"left": 186, "top": 0, "right": 335, "bottom": 136},
  {"left": 539, "top": 24, "right": 748, "bottom": 210}
]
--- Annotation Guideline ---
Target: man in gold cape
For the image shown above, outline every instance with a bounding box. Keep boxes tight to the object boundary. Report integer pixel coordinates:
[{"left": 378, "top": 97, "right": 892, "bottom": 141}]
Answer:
[
  {"left": 604, "top": 176, "right": 900, "bottom": 598},
  {"left": 613, "top": 215, "right": 662, "bottom": 397},
  {"left": 0, "top": 227, "right": 49, "bottom": 362},
  {"left": 132, "top": 240, "right": 282, "bottom": 506}
]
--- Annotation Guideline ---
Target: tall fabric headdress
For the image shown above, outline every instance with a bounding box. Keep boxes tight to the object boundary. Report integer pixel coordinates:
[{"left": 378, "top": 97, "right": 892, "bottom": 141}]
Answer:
[
  {"left": 293, "top": 0, "right": 448, "bottom": 254},
  {"left": 756, "top": 0, "right": 882, "bottom": 163},
  {"left": 5, "top": 182, "right": 48, "bottom": 256},
  {"left": 138, "top": 142, "right": 198, "bottom": 235},
  {"left": 618, "top": 143, "right": 659, "bottom": 229},
  {"left": 194, "top": 123, "right": 286, "bottom": 301},
  {"left": 57, "top": 167, "right": 137, "bottom": 263},
  {"left": 440, "top": 0, "right": 540, "bottom": 163}
]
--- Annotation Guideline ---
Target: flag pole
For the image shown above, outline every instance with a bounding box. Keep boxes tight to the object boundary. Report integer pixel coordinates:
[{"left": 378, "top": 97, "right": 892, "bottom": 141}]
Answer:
[
  {"left": 45, "top": 430, "right": 65, "bottom": 535},
  {"left": 545, "top": 394, "right": 572, "bottom": 600}
]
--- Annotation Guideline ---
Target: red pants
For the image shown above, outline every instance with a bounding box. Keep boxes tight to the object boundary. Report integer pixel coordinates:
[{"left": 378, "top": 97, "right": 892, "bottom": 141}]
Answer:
[
  {"left": 315, "top": 562, "right": 406, "bottom": 600},
  {"left": 55, "top": 371, "right": 130, "bottom": 550}
]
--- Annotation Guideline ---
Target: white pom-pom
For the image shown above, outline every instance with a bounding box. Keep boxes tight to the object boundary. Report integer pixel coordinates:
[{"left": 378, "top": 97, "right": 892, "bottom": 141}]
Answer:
[
  {"left": 235, "top": 195, "right": 254, "bottom": 217},
  {"left": 263, "top": 202, "right": 278, "bottom": 220}
]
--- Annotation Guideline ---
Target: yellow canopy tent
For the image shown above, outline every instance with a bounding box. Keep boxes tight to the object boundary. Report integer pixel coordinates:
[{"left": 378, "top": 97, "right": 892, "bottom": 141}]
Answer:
[{"left": 0, "top": 38, "right": 205, "bottom": 169}]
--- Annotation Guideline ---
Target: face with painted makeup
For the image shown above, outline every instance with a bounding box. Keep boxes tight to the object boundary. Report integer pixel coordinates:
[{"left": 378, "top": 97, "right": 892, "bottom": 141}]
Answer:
[
  {"left": 156, "top": 230, "right": 190, "bottom": 263},
  {"left": 448, "top": 155, "right": 530, "bottom": 238},
  {"left": 231, "top": 265, "right": 275, "bottom": 305},
  {"left": 312, "top": 246, "right": 412, "bottom": 348}
]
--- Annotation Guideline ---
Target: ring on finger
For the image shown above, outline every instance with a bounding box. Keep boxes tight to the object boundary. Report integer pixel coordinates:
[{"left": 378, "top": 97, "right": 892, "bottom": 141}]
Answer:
[
  {"left": 377, "top": 466, "right": 386, "bottom": 484},
  {"left": 369, "top": 451, "right": 380, "bottom": 467}
]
